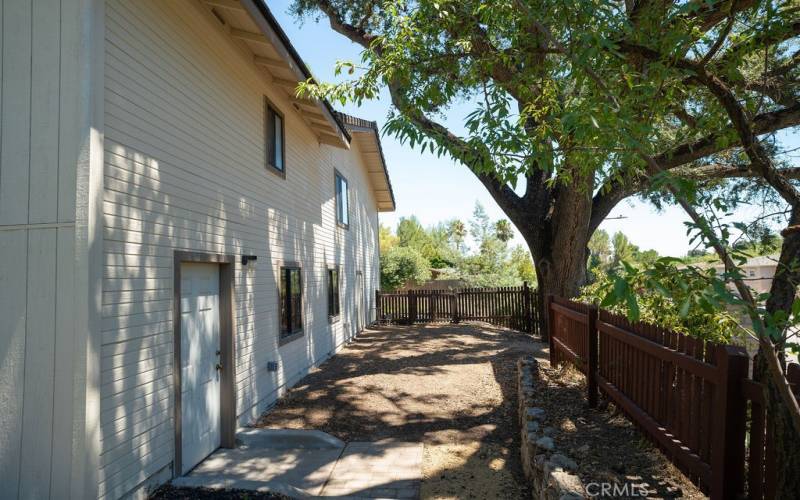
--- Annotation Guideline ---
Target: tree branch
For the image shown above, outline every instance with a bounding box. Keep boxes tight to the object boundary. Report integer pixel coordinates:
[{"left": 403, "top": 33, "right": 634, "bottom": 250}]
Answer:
[
  {"left": 691, "top": 67, "right": 800, "bottom": 206},
  {"left": 674, "top": 163, "right": 800, "bottom": 180},
  {"left": 659, "top": 103, "right": 800, "bottom": 168},
  {"left": 591, "top": 103, "right": 800, "bottom": 235},
  {"left": 315, "top": 0, "right": 379, "bottom": 50}
]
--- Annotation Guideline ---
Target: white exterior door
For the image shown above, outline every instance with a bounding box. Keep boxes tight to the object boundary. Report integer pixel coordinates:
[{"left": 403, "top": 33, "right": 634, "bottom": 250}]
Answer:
[{"left": 180, "top": 263, "right": 221, "bottom": 474}]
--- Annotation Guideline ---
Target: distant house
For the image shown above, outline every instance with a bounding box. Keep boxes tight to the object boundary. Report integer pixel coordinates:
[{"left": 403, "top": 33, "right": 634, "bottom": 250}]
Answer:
[
  {"left": 0, "top": 1, "right": 395, "bottom": 499},
  {"left": 706, "top": 255, "right": 779, "bottom": 294}
]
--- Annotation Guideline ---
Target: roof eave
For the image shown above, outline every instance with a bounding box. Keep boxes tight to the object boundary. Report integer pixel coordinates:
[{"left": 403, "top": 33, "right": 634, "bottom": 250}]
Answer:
[
  {"left": 335, "top": 113, "right": 396, "bottom": 212},
  {"left": 240, "top": 0, "right": 351, "bottom": 145}
]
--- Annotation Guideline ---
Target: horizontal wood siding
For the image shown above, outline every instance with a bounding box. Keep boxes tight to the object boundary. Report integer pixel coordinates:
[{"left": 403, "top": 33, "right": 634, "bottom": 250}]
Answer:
[
  {"left": 100, "top": 1, "right": 380, "bottom": 498},
  {"left": 0, "top": 0, "right": 88, "bottom": 498}
]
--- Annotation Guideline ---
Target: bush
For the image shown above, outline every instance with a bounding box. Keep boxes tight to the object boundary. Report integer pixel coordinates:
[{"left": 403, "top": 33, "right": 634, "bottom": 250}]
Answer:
[
  {"left": 581, "top": 260, "right": 740, "bottom": 344},
  {"left": 380, "top": 246, "right": 432, "bottom": 291}
]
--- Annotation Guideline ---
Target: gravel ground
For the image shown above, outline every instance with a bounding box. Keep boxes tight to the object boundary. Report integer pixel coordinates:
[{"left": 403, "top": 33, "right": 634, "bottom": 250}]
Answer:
[{"left": 257, "top": 323, "right": 547, "bottom": 499}]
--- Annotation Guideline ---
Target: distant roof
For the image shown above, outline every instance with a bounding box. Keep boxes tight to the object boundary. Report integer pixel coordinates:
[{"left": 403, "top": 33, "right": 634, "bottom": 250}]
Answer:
[
  {"left": 700, "top": 254, "right": 780, "bottom": 269},
  {"left": 741, "top": 255, "right": 780, "bottom": 267},
  {"left": 335, "top": 112, "right": 396, "bottom": 212}
]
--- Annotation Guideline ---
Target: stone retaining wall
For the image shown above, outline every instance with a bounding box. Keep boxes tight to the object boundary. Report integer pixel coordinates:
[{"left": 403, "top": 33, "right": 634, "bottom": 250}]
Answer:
[{"left": 518, "top": 356, "right": 585, "bottom": 499}]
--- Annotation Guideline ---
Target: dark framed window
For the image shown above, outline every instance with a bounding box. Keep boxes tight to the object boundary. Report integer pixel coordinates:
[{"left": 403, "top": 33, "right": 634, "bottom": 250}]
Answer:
[
  {"left": 328, "top": 267, "right": 341, "bottom": 319},
  {"left": 265, "top": 98, "right": 285, "bottom": 176},
  {"left": 279, "top": 266, "right": 302, "bottom": 338},
  {"left": 335, "top": 170, "right": 349, "bottom": 228}
]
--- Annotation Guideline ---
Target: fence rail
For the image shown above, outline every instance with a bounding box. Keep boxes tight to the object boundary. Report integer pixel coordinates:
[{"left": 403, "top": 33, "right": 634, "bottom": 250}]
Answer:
[
  {"left": 376, "top": 283, "right": 540, "bottom": 335},
  {"left": 546, "top": 296, "right": 800, "bottom": 499}
]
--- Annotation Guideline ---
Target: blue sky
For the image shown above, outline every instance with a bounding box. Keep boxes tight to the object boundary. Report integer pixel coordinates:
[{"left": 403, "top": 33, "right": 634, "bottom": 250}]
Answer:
[{"left": 269, "top": 0, "right": 795, "bottom": 257}]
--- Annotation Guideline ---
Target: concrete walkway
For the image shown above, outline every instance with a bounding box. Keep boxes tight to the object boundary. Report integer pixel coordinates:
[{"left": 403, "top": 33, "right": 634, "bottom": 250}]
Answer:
[{"left": 172, "top": 429, "right": 423, "bottom": 499}]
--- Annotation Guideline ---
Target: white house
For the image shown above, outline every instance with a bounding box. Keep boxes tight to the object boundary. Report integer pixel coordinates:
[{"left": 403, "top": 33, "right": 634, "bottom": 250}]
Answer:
[{"left": 0, "top": 1, "right": 395, "bottom": 499}]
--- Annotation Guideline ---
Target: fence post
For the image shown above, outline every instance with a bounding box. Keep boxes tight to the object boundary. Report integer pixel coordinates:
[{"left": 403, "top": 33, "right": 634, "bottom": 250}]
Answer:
[
  {"left": 711, "top": 345, "right": 748, "bottom": 499},
  {"left": 586, "top": 305, "right": 599, "bottom": 408},
  {"left": 375, "top": 290, "right": 381, "bottom": 323},
  {"left": 523, "top": 282, "right": 533, "bottom": 334},
  {"left": 408, "top": 290, "right": 417, "bottom": 324},
  {"left": 546, "top": 295, "right": 555, "bottom": 365},
  {"left": 451, "top": 291, "right": 460, "bottom": 324}
]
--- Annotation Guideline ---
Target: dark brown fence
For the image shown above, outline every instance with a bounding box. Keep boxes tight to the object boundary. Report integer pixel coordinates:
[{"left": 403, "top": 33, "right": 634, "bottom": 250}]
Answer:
[
  {"left": 742, "top": 359, "right": 800, "bottom": 500},
  {"left": 546, "top": 296, "right": 800, "bottom": 500},
  {"left": 376, "top": 283, "right": 540, "bottom": 335}
]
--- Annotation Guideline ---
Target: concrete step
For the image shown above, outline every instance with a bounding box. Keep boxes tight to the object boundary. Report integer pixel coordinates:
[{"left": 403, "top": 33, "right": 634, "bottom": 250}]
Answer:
[
  {"left": 236, "top": 428, "right": 345, "bottom": 450},
  {"left": 173, "top": 430, "right": 422, "bottom": 499}
]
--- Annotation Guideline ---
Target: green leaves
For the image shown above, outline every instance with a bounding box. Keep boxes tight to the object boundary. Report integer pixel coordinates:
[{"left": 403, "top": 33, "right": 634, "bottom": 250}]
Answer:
[{"left": 584, "top": 255, "right": 744, "bottom": 344}]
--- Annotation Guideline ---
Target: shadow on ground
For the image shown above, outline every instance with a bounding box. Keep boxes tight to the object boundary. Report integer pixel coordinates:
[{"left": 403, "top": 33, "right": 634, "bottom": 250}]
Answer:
[{"left": 257, "top": 323, "right": 548, "bottom": 499}]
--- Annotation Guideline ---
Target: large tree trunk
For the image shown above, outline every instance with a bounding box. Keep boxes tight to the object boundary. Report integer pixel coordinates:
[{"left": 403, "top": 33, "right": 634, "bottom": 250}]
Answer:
[
  {"left": 761, "top": 209, "right": 800, "bottom": 495},
  {"left": 515, "top": 174, "right": 594, "bottom": 339},
  {"left": 537, "top": 175, "right": 594, "bottom": 296},
  {"left": 754, "top": 354, "right": 800, "bottom": 495}
]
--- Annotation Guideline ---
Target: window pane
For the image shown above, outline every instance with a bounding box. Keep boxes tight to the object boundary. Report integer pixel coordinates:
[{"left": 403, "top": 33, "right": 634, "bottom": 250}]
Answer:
[
  {"left": 335, "top": 174, "right": 349, "bottom": 226},
  {"left": 274, "top": 114, "right": 283, "bottom": 170},
  {"left": 266, "top": 107, "right": 275, "bottom": 168},
  {"left": 327, "top": 269, "right": 334, "bottom": 315},
  {"left": 280, "top": 269, "right": 288, "bottom": 333},
  {"left": 290, "top": 269, "right": 302, "bottom": 331},
  {"left": 341, "top": 178, "right": 348, "bottom": 225},
  {"left": 335, "top": 175, "right": 342, "bottom": 223},
  {"left": 329, "top": 269, "right": 339, "bottom": 316},
  {"left": 334, "top": 270, "right": 339, "bottom": 315}
]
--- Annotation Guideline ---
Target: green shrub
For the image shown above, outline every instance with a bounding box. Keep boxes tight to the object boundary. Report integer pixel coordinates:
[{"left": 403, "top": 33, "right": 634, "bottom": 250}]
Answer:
[
  {"left": 581, "top": 259, "right": 740, "bottom": 344},
  {"left": 380, "top": 246, "right": 432, "bottom": 291}
]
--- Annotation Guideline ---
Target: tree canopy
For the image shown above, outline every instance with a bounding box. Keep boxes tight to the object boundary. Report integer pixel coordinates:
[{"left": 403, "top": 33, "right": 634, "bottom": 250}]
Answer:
[
  {"left": 296, "top": 0, "right": 800, "bottom": 300},
  {"left": 379, "top": 202, "right": 537, "bottom": 289},
  {"left": 295, "top": 2, "right": 800, "bottom": 488}
]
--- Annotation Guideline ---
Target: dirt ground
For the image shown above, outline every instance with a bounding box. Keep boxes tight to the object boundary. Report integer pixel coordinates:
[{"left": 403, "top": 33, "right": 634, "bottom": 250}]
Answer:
[
  {"left": 150, "top": 486, "right": 287, "bottom": 499},
  {"left": 533, "top": 363, "right": 706, "bottom": 499},
  {"left": 257, "top": 323, "right": 546, "bottom": 499}
]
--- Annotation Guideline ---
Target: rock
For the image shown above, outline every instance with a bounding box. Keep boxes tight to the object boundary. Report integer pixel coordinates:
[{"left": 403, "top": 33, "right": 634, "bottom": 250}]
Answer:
[
  {"left": 549, "top": 453, "right": 578, "bottom": 471},
  {"left": 536, "top": 436, "right": 555, "bottom": 451},
  {"left": 527, "top": 421, "right": 540, "bottom": 433},
  {"left": 549, "top": 471, "right": 584, "bottom": 499},
  {"left": 543, "top": 426, "right": 557, "bottom": 437},
  {"left": 526, "top": 407, "right": 546, "bottom": 421}
]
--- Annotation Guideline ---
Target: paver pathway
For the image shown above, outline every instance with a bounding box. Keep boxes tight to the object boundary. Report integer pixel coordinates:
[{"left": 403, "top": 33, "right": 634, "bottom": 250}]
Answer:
[{"left": 321, "top": 441, "right": 423, "bottom": 498}]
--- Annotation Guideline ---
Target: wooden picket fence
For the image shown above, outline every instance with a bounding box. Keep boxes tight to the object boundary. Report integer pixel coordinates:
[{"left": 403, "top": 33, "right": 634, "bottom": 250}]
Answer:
[
  {"left": 547, "top": 296, "right": 800, "bottom": 499},
  {"left": 376, "top": 283, "right": 541, "bottom": 335}
]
